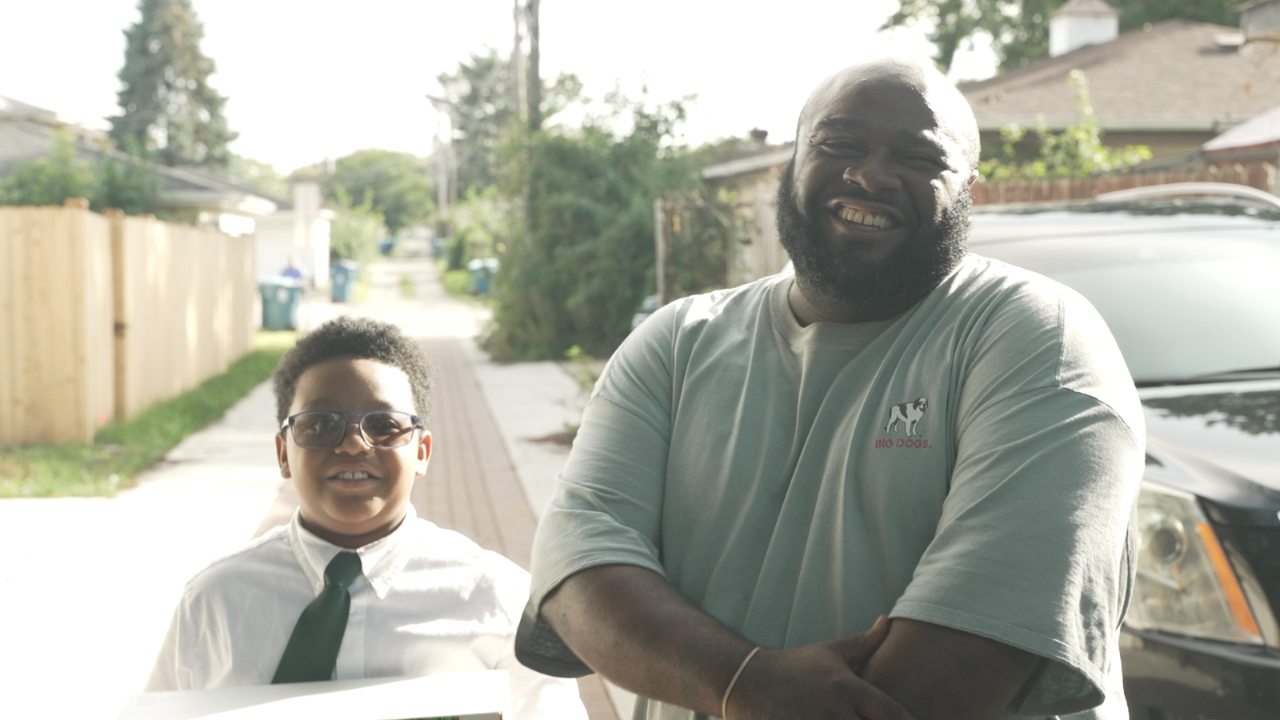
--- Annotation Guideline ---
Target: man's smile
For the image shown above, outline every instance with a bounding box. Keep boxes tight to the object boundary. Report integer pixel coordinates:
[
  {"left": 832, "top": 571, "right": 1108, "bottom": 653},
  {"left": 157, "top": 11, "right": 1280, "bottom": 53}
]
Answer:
[
  {"left": 825, "top": 197, "right": 907, "bottom": 235},
  {"left": 838, "top": 205, "right": 895, "bottom": 229}
]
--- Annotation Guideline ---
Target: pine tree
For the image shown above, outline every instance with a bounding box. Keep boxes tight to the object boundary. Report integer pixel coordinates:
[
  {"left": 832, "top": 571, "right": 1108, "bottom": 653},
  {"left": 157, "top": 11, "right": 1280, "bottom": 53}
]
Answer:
[{"left": 109, "top": 0, "right": 237, "bottom": 170}]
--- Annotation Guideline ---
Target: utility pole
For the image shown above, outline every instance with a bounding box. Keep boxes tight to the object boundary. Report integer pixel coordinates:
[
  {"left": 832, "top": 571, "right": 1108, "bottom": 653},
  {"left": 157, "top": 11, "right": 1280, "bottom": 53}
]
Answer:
[
  {"left": 512, "top": 0, "right": 526, "bottom": 125},
  {"left": 526, "top": 0, "right": 541, "bottom": 131}
]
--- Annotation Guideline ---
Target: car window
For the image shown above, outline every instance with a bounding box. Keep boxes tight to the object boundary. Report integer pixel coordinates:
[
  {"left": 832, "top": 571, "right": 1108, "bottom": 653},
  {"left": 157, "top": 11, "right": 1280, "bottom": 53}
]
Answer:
[{"left": 973, "top": 220, "right": 1280, "bottom": 383}]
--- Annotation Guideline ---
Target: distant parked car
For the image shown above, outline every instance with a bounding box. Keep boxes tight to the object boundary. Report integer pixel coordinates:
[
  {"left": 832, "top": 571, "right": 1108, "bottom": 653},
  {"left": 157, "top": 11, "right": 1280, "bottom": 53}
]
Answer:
[{"left": 969, "top": 184, "right": 1280, "bottom": 720}]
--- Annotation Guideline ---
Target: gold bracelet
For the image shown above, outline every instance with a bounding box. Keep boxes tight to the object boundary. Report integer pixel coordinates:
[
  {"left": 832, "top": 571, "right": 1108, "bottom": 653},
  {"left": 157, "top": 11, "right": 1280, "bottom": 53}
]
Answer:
[{"left": 721, "top": 646, "right": 761, "bottom": 720}]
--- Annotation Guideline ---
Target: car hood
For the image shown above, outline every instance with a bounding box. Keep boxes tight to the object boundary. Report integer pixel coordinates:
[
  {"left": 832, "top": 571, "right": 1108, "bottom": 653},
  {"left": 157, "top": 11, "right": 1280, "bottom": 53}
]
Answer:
[{"left": 1140, "top": 379, "right": 1280, "bottom": 524}]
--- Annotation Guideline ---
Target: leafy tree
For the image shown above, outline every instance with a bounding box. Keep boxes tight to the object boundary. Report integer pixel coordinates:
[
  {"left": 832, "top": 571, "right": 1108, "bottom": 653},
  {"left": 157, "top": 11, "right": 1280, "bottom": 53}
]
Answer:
[
  {"left": 483, "top": 92, "right": 702, "bottom": 360},
  {"left": 431, "top": 49, "right": 586, "bottom": 196},
  {"left": 0, "top": 131, "right": 160, "bottom": 215},
  {"left": 430, "top": 49, "right": 520, "bottom": 195},
  {"left": 110, "top": 0, "right": 237, "bottom": 169},
  {"left": 328, "top": 188, "right": 385, "bottom": 265},
  {"left": 882, "top": 0, "right": 1240, "bottom": 72},
  {"left": 321, "top": 149, "right": 434, "bottom": 235},
  {"left": 95, "top": 141, "right": 162, "bottom": 215},
  {"left": 979, "top": 70, "right": 1150, "bottom": 179},
  {"left": 0, "top": 130, "right": 96, "bottom": 207},
  {"left": 226, "top": 154, "right": 289, "bottom": 200}
]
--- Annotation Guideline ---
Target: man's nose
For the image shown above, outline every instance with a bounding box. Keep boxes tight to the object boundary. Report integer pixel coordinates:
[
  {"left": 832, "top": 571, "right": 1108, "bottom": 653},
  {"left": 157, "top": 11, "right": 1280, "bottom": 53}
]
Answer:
[{"left": 843, "top": 153, "right": 901, "bottom": 194}]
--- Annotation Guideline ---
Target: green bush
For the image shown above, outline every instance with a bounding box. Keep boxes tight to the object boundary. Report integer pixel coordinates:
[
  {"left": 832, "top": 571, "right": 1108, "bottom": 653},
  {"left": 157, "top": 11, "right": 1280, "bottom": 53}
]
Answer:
[
  {"left": 442, "top": 267, "right": 473, "bottom": 297},
  {"left": 483, "top": 93, "right": 701, "bottom": 360},
  {"left": 329, "top": 188, "right": 385, "bottom": 265},
  {"left": 447, "top": 230, "right": 470, "bottom": 271},
  {"left": 0, "top": 130, "right": 160, "bottom": 216}
]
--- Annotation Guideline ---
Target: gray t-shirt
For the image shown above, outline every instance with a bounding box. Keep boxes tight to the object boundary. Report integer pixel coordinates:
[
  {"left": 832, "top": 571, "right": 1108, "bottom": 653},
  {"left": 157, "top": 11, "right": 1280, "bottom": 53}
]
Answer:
[{"left": 518, "top": 255, "right": 1145, "bottom": 719}]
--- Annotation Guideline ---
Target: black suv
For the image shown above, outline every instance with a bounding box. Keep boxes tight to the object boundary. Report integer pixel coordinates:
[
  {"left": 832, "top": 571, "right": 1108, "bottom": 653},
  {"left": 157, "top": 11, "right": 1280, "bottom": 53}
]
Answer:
[{"left": 970, "top": 183, "right": 1280, "bottom": 720}]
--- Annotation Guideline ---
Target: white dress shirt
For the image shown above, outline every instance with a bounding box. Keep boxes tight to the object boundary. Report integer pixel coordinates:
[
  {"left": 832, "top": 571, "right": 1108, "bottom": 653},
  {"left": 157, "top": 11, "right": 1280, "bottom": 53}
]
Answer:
[{"left": 146, "top": 505, "right": 585, "bottom": 720}]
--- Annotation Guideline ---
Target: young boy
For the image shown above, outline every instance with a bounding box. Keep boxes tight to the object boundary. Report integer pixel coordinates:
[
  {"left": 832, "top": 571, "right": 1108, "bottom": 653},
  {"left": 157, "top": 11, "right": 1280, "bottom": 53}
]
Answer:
[{"left": 145, "top": 316, "right": 586, "bottom": 719}]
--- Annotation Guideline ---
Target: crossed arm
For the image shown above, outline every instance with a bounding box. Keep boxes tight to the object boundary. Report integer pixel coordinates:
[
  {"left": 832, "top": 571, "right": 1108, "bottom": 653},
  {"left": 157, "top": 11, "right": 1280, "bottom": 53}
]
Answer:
[{"left": 539, "top": 564, "right": 1042, "bottom": 720}]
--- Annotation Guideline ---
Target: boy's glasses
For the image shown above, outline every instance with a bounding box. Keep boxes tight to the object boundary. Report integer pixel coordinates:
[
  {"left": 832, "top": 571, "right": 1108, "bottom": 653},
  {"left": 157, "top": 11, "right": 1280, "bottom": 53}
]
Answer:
[{"left": 282, "top": 410, "right": 421, "bottom": 450}]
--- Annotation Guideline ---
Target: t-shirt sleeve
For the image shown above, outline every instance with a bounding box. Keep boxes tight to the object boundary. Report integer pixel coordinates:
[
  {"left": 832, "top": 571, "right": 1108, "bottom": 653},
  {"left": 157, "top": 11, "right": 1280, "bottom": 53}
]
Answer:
[
  {"left": 144, "top": 592, "right": 195, "bottom": 692},
  {"left": 488, "top": 556, "right": 589, "bottom": 719},
  {"left": 515, "top": 306, "right": 678, "bottom": 677},
  {"left": 892, "top": 281, "right": 1144, "bottom": 716}
]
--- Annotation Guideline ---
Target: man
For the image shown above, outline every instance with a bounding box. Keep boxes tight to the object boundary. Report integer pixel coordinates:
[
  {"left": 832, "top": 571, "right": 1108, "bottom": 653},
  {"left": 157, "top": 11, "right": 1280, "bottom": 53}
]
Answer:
[{"left": 516, "top": 57, "right": 1144, "bottom": 720}]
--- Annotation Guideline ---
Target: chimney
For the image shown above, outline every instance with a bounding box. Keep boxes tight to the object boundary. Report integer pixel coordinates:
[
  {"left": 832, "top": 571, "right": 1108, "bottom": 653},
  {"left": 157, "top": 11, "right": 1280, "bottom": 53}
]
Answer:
[
  {"left": 1241, "top": 0, "right": 1280, "bottom": 44},
  {"left": 1049, "top": 0, "right": 1120, "bottom": 57}
]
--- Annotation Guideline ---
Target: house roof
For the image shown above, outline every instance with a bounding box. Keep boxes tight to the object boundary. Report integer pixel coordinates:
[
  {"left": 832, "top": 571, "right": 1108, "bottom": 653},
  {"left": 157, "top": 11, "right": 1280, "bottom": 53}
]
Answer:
[
  {"left": 1203, "top": 103, "right": 1280, "bottom": 151},
  {"left": 1, "top": 95, "right": 276, "bottom": 216},
  {"left": 957, "top": 20, "right": 1279, "bottom": 134},
  {"left": 702, "top": 146, "right": 794, "bottom": 181}
]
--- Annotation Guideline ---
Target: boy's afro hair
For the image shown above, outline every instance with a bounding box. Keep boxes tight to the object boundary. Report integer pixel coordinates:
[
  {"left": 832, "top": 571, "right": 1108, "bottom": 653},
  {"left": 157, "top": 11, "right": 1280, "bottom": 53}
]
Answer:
[{"left": 272, "top": 316, "right": 433, "bottom": 425}]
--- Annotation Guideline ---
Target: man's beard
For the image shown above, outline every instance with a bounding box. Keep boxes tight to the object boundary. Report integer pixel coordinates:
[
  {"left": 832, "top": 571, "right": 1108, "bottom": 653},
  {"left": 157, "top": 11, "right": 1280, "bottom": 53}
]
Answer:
[{"left": 775, "top": 159, "right": 970, "bottom": 313}]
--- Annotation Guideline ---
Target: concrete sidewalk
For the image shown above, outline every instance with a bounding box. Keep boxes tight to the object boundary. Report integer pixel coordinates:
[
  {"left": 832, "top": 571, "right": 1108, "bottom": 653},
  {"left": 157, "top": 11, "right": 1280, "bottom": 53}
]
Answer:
[{"left": 0, "top": 257, "right": 628, "bottom": 719}]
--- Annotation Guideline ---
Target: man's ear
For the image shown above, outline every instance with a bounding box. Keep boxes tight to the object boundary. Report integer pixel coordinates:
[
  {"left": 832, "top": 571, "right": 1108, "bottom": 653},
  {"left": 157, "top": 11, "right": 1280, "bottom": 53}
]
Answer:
[
  {"left": 968, "top": 168, "right": 980, "bottom": 188},
  {"left": 416, "top": 430, "right": 433, "bottom": 478},
  {"left": 275, "top": 433, "right": 292, "bottom": 479}
]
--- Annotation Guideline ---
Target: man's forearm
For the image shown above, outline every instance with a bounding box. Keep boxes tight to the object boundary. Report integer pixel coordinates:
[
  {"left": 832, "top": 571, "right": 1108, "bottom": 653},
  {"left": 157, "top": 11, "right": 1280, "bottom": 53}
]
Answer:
[
  {"left": 539, "top": 564, "right": 908, "bottom": 720},
  {"left": 539, "top": 564, "right": 749, "bottom": 715},
  {"left": 860, "top": 619, "right": 1042, "bottom": 720}
]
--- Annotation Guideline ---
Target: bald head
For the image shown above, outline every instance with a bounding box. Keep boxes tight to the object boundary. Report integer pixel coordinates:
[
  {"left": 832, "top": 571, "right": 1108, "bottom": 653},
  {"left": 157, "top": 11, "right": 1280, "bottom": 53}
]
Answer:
[{"left": 797, "top": 57, "right": 980, "bottom": 170}]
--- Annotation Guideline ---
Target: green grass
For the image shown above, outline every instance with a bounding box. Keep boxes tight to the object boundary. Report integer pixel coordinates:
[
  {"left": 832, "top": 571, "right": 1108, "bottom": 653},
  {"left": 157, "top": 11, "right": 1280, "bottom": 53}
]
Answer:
[
  {"left": 0, "top": 330, "right": 296, "bottom": 498},
  {"left": 399, "top": 273, "right": 415, "bottom": 299}
]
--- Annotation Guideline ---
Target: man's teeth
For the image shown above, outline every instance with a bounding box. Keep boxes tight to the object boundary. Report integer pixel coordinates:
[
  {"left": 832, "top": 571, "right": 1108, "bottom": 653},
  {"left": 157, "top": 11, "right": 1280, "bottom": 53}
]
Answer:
[
  {"left": 839, "top": 207, "right": 891, "bottom": 228},
  {"left": 335, "top": 471, "right": 372, "bottom": 480}
]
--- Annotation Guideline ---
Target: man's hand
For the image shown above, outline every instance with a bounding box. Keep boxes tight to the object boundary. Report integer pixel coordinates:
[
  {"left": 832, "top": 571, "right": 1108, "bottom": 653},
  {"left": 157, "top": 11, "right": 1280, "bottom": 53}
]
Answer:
[
  {"left": 540, "top": 565, "right": 914, "bottom": 720},
  {"left": 727, "top": 616, "right": 914, "bottom": 720}
]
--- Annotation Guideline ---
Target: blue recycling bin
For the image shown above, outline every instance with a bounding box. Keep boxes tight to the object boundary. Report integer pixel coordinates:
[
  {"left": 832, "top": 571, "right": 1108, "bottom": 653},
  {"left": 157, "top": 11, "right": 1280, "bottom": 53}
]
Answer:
[
  {"left": 466, "top": 258, "right": 499, "bottom": 296},
  {"left": 259, "top": 276, "right": 302, "bottom": 331},
  {"left": 331, "top": 260, "right": 360, "bottom": 303}
]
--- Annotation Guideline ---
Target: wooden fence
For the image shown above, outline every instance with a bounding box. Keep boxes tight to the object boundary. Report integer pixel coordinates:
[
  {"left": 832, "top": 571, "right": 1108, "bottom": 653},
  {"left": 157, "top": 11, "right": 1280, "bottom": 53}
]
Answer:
[
  {"left": 0, "top": 201, "right": 255, "bottom": 445},
  {"left": 971, "top": 158, "right": 1277, "bottom": 205}
]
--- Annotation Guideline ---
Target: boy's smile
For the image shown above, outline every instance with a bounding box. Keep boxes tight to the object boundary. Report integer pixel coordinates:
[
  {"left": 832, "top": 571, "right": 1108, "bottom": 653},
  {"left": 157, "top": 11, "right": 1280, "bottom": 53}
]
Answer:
[{"left": 275, "top": 357, "right": 432, "bottom": 549}]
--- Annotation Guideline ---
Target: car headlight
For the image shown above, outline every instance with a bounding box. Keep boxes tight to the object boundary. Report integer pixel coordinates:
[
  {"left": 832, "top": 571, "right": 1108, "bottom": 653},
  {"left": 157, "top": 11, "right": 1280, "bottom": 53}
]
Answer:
[{"left": 1125, "top": 482, "right": 1279, "bottom": 646}]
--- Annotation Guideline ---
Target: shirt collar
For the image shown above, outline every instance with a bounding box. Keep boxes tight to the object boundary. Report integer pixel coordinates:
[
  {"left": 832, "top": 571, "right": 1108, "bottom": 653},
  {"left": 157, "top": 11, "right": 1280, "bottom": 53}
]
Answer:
[{"left": 288, "top": 505, "right": 419, "bottom": 600}]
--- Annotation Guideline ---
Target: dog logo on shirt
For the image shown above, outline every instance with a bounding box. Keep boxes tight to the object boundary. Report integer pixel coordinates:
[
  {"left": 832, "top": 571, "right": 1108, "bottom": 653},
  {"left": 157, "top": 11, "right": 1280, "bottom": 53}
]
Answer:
[{"left": 884, "top": 397, "right": 928, "bottom": 437}]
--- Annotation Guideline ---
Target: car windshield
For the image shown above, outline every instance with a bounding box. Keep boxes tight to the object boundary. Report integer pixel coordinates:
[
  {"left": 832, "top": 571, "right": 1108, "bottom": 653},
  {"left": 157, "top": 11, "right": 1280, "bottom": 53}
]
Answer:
[{"left": 971, "top": 211, "right": 1280, "bottom": 385}]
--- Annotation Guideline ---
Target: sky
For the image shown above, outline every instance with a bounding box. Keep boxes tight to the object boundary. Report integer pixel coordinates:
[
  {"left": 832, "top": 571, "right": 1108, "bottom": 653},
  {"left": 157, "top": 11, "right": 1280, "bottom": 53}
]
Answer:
[{"left": 1, "top": 1, "right": 997, "bottom": 175}]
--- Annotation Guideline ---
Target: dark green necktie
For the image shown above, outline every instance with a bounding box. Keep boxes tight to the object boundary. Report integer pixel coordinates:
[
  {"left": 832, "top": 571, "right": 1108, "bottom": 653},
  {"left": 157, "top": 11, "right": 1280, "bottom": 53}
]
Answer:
[{"left": 273, "top": 551, "right": 362, "bottom": 684}]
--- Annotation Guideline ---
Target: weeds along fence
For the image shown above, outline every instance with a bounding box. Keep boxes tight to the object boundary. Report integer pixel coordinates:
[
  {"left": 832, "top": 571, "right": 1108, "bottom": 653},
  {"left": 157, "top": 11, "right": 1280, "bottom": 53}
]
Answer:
[
  {"left": 971, "top": 159, "right": 1277, "bottom": 205},
  {"left": 0, "top": 200, "right": 255, "bottom": 445}
]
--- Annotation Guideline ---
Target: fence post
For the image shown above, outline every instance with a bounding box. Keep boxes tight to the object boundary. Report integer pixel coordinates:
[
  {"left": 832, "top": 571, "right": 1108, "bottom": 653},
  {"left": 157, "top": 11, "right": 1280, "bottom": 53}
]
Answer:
[{"left": 105, "top": 209, "right": 126, "bottom": 420}]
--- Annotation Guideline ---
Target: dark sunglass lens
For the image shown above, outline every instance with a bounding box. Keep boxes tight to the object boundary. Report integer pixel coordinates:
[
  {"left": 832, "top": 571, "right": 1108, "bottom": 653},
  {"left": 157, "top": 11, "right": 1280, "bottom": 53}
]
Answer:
[
  {"left": 362, "top": 412, "right": 413, "bottom": 447},
  {"left": 294, "top": 413, "right": 345, "bottom": 448}
]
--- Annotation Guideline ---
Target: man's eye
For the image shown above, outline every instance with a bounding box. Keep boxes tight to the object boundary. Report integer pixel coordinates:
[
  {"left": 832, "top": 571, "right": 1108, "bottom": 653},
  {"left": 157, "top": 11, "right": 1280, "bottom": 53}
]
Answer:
[
  {"left": 820, "top": 139, "right": 861, "bottom": 153},
  {"left": 899, "top": 154, "right": 942, "bottom": 169}
]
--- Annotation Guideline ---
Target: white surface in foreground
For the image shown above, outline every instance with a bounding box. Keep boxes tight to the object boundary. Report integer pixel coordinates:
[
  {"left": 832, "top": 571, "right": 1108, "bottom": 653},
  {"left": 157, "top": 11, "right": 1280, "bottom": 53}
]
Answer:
[
  {"left": 117, "top": 671, "right": 507, "bottom": 720},
  {"left": 0, "top": 382, "right": 286, "bottom": 720}
]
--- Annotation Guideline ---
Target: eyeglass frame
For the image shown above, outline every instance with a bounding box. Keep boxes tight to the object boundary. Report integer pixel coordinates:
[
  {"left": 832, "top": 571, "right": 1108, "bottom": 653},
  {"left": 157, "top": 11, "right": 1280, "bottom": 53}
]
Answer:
[{"left": 280, "top": 410, "right": 423, "bottom": 450}]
